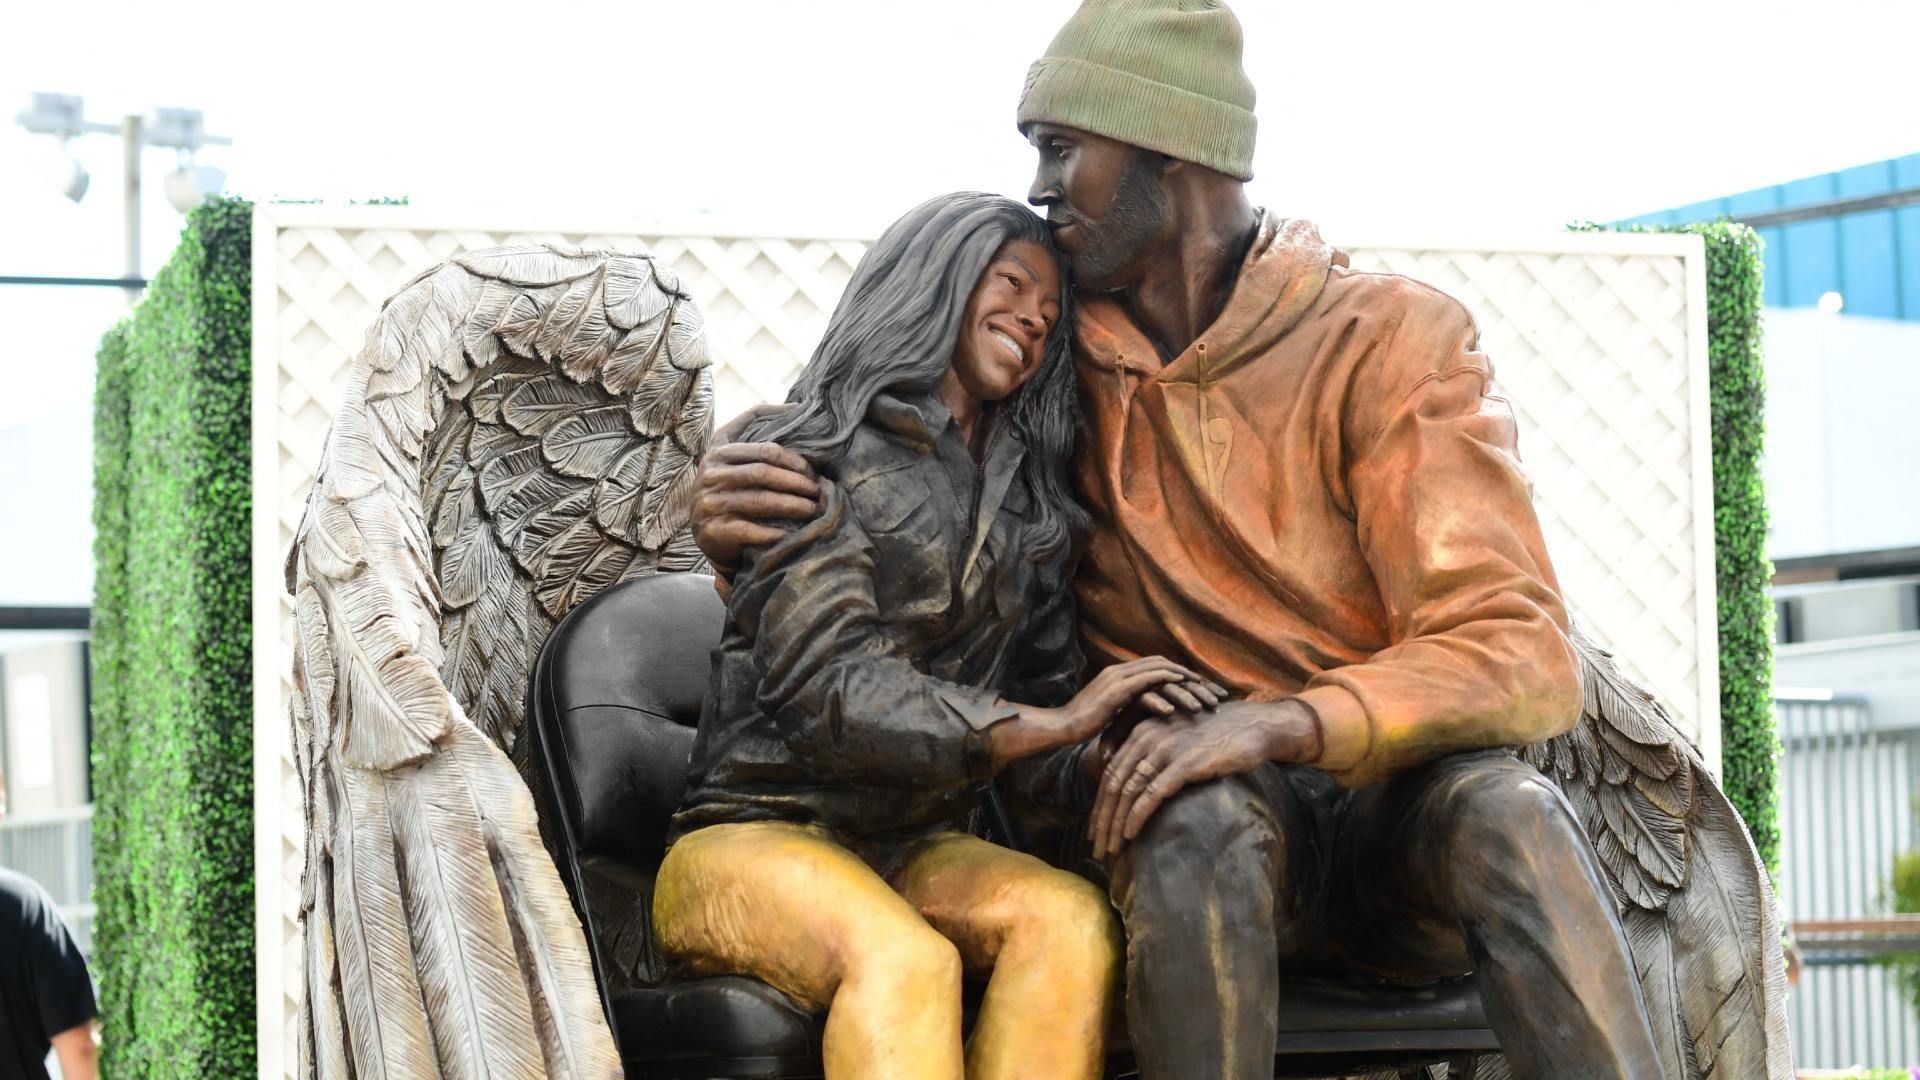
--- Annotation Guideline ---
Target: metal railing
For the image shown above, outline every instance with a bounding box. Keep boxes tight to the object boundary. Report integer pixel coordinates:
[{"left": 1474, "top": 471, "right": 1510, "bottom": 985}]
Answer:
[
  {"left": 1779, "top": 694, "right": 1920, "bottom": 1068},
  {"left": 0, "top": 804, "right": 95, "bottom": 956}
]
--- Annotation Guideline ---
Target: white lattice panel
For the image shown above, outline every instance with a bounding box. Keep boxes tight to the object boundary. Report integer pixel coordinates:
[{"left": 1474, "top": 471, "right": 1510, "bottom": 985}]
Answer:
[{"left": 250, "top": 209, "right": 1714, "bottom": 1078}]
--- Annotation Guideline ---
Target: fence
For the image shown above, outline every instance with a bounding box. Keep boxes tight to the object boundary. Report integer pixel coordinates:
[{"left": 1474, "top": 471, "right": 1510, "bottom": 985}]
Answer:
[
  {"left": 0, "top": 804, "right": 95, "bottom": 955},
  {"left": 1779, "top": 694, "right": 1920, "bottom": 1069}
]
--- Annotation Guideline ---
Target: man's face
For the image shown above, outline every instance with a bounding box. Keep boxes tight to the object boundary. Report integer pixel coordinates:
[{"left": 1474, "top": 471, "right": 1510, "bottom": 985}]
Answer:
[{"left": 1026, "top": 123, "right": 1171, "bottom": 292}]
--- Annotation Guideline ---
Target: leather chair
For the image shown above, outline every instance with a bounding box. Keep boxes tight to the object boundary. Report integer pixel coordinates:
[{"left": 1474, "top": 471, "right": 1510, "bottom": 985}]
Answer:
[{"left": 527, "top": 572, "right": 1500, "bottom": 1079}]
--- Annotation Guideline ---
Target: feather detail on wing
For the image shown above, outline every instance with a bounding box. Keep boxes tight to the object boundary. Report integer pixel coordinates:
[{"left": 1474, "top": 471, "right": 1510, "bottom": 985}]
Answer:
[
  {"left": 290, "top": 245, "right": 714, "bottom": 1078},
  {"left": 1519, "top": 622, "right": 1792, "bottom": 1079}
]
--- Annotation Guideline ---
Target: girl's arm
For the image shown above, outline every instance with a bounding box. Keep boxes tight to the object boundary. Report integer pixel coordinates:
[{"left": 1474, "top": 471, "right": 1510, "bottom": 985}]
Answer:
[{"left": 734, "top": 481, "right": 1191, "bottom": 789}]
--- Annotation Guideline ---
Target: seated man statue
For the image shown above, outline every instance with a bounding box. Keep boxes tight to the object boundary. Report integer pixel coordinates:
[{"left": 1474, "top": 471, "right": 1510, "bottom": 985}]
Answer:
[{"left": 692, "top": 2, "right": 1781, "bottom": 1077}]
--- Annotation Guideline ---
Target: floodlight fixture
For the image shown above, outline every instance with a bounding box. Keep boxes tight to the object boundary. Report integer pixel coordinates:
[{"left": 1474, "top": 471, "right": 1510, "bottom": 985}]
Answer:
[
  {"left": 14, "top": 93, "right": 234, "bottom": 293},
  {"left": 45, "top": 143, "right": 90, "bottom": 203},
  {"left": 14, "top": 94, "right": 232, "bottom": 207},
  {"left": 16, "top": 94, "right": 104, "bottom": 203},
  {"left": 14, "top": 93, "right": 100, "bottom": 139},
  {"left": 165, "top": 163, "right": 227, "bottom": 213}
]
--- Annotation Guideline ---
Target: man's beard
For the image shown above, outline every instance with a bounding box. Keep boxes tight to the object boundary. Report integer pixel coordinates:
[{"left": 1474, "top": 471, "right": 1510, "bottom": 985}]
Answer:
[{"left": 1054, "top": 153, "right": 1169, "bottom": 291}]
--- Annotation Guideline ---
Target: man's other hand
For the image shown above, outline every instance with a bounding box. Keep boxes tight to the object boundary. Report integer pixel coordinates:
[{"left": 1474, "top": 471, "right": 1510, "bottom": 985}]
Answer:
[
  {"left": 691, "top": 404, "right": 819, "bottom": 573},
  {"left": 1089, "top": 700, "right": 1321, "bottom": 859}
]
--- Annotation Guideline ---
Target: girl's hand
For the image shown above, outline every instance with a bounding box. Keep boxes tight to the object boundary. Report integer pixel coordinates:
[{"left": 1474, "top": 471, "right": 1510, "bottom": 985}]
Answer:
[
  {"left": 1057, "top": 657, "right": 1210, "bottom": 743},
  {"left": 1081, "top": 672, "right": 1231, "bottom": 781},
  {"left": 1123, "top": 672, "right": 1230, "bottom": 724},
  {"left": 986, "top": 658, "right": 1223, "bottom": 771}
]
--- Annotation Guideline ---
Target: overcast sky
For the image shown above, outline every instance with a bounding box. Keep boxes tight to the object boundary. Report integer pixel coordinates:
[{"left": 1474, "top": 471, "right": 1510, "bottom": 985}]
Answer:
[{"left": 2, "top": 0, "right": 1916, "bottom": 428}]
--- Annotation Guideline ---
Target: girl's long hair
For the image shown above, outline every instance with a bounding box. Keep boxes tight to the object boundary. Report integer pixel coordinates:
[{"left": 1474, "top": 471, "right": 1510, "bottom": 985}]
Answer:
[{"left": 752, "top": 191, "right": 1086, "bottom": 564}]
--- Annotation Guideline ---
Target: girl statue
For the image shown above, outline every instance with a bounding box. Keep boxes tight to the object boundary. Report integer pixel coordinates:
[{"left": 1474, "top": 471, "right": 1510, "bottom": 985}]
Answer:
[{"left": 652, "top": 192, "right": 1217, "bottom": 1080}]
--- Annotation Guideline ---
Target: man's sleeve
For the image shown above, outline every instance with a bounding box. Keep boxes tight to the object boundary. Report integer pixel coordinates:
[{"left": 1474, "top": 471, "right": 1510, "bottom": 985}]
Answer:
[
  {"left": 28, "top": 890, "right": 97, "bottom": 1039},
  {"left": 1292, "top": 285, "right": 1582, "bottom": 788},
  {"left": 733, "top": 480, "right": 1012, "bottom": 788}
]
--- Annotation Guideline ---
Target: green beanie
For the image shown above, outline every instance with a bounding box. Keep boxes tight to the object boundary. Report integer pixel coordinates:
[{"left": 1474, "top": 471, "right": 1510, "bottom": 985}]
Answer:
[{"left": 1017, "top": 0, "right": 1257, "bottom": 181}]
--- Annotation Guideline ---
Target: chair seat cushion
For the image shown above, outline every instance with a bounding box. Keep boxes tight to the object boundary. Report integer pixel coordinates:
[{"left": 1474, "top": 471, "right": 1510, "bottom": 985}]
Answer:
[
  {"left": 611, "top": 976, "right": 821, "bottom": 1069},
  {"left": 1276, "top": 975, "right": 1488, "bottom": 1033},
  {"left": 613, "top": 973, "right": 1487, "bottom": 1054}
]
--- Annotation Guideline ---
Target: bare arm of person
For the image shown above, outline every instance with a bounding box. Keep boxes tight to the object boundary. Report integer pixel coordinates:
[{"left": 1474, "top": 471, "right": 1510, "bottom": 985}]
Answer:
[{"left": 51, "top": 1021, "right": 98, "bottom": 1080}]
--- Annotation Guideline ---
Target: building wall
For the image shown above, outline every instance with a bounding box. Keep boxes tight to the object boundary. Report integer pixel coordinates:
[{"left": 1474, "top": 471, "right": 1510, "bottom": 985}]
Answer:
[
  {"left": 0, "top": 406, "right": 96, "bottom": 607},
  {"left": 1778, "top": 632, "right": 1920, "bottom": 731},
  {"left": 1624, "top": 152, "right": 1920, "bottom": 320},
  {"left": 1763, "top": 310, "right": 1920, "bottom": 559},
  {"left": 0, "top": 636, "right": 91, "bottom": 816}
]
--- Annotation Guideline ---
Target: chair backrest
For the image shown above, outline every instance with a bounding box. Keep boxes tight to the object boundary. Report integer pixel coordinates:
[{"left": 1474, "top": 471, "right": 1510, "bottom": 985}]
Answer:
[{"left": 530, "top": 571, "right": 725, "bottom": 879}]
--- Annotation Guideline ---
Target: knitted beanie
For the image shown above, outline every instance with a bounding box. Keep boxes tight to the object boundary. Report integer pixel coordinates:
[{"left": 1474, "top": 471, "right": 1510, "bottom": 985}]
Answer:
[{"left": 1017, "top": 0, "right": 1257, "bottom": 181}]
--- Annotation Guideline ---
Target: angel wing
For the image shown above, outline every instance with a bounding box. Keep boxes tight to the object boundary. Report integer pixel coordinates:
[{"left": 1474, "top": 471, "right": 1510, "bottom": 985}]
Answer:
[
  {"left": 288, "top": 244, "right": 713, "bottom": 1078},
  {"left": 1518, "top": 622, "right": 1793, "bottom": 1079}
]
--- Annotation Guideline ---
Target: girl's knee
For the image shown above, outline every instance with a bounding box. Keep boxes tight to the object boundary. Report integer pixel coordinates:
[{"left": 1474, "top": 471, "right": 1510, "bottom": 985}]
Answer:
[
  {"left": 1012, "top": 871, "right": 1123, "bottom": 966},
  {"left": 848, "top": 919, "right": 963, "bottom": 990}
]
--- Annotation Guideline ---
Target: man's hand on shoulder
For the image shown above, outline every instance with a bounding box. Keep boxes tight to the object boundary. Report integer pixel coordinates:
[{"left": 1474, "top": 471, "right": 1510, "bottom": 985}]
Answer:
[
  {"left": 1088, "top": 699, "right": 1321, "bottom": 859},
  {"left": 691, "top": 403, "right": 820, "bottom": 575}
]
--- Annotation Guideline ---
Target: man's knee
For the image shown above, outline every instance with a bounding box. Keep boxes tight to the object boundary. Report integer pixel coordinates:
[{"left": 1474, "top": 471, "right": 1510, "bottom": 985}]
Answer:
[
  {"left": 1111, "top": 775, "right": 1280, "bottom": 924},
  {"left": 1127, "top": 775, "right": 1269, "bottom": 863},
  {"left": 1438, "top": 756, "right": 1578, "bottom": 841},
  {"left": 1424, "top": 754, "right": 1596, "bottom": 904}
]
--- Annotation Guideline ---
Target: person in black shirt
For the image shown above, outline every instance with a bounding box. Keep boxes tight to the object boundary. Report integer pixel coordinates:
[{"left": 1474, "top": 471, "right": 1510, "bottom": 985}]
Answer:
[{"left": 0, "top": 766, "right": 96, "bottom": 1080}]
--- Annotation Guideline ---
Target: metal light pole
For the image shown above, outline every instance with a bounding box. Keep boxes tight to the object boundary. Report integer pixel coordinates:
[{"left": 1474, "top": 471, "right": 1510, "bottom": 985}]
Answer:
[
  {"left": 122, "top": 114, "right": 142, "bottom": 299},
  {"left": 10, "top": 93, "right": 233, "bottom": 299}
]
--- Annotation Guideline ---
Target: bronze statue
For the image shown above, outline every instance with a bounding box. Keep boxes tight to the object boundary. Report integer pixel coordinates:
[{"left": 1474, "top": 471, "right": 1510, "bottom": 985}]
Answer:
[
  {"left": 688, "top": 1, "right": 1792, "bottom": 1077},
  {"left": 287, "top": 245, "right": 717, "bottom": 1077},
  {"left": 654, "top": 192, "right": 1235, "bottom": 1080},
  {"left": 285, "top": 2, "right": 1789, "bottom": 1075}
]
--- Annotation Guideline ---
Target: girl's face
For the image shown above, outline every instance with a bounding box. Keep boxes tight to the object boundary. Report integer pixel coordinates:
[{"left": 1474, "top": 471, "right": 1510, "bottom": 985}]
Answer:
[{"left": 947, "top": 239, "right": 1064, "bottom": 404}]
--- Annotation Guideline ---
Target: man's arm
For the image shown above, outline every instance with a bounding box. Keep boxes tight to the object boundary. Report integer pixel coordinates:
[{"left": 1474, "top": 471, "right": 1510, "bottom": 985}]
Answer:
[
  {"left": 1091, "top": 284, "right": 1582, "bottom": 850},
  {"left": 50, "top": 1021, "right": 98, "bottom": 1080},
  {"left": 1290, "top": 286, "right": 1582, "bottom": 782},
  {"left": 689, "top": 404, "right": 820, "bottom": 596}
]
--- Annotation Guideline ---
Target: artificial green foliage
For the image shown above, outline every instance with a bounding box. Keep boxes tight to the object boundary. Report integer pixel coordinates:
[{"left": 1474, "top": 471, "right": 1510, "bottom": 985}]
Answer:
[
  {"left": 1690, "top": 222, "right": 1783, "bottom": 878},
  {"left": 90, "top": 196, "right": 255, "bottom": 1075},
  {"left": 1579, "top": 221, "right": 1780, "bottom": 875},
  {"left": 1882, "top": 845, "right": 1920, "bottom": 1019}
]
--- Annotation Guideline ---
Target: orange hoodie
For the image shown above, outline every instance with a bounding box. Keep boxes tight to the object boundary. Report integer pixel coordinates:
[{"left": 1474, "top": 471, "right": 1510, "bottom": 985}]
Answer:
[{"left": 1072, "top": 213, "right": 1582, "bottom": 788}]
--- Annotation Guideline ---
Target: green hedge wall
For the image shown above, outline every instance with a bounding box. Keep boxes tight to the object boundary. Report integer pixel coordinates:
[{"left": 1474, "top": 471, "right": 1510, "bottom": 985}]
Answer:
[
  {"left": 91, "top": 196, "right": 255, "bottom": 1075},
  {"left": 1588, "top": 221, "right": 1780, "bottom": 875},
  {"left": 1693, "top": 223, "right": 1782, "bottom": 878}
]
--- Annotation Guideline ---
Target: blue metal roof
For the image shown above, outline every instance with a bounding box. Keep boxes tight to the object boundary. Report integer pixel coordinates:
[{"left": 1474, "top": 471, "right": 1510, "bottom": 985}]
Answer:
[{"left": 1622, "top": 153, "right": 1920, "bottom": 320}]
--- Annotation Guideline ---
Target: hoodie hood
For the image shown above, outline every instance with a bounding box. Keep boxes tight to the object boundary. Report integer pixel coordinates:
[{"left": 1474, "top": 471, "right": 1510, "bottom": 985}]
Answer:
[{"left": 1072, "top": 212, "right": 1346, "bottom": 383}]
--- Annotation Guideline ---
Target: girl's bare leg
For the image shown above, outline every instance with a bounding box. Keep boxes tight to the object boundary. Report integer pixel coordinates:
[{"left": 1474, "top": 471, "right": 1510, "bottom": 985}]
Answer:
[
  {"left": 895, "top": 832, "right": 1121, "bottom": 1080},
  {"left": 654, "top": 821, "right": 965, "bottom": 1080}
]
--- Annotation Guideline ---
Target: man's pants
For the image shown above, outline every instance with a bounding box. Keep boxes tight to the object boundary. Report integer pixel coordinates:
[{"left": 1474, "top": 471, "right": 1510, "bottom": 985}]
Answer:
[{"left": 1107, "top": 750, "right": 1665, "bottom": 1080}]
